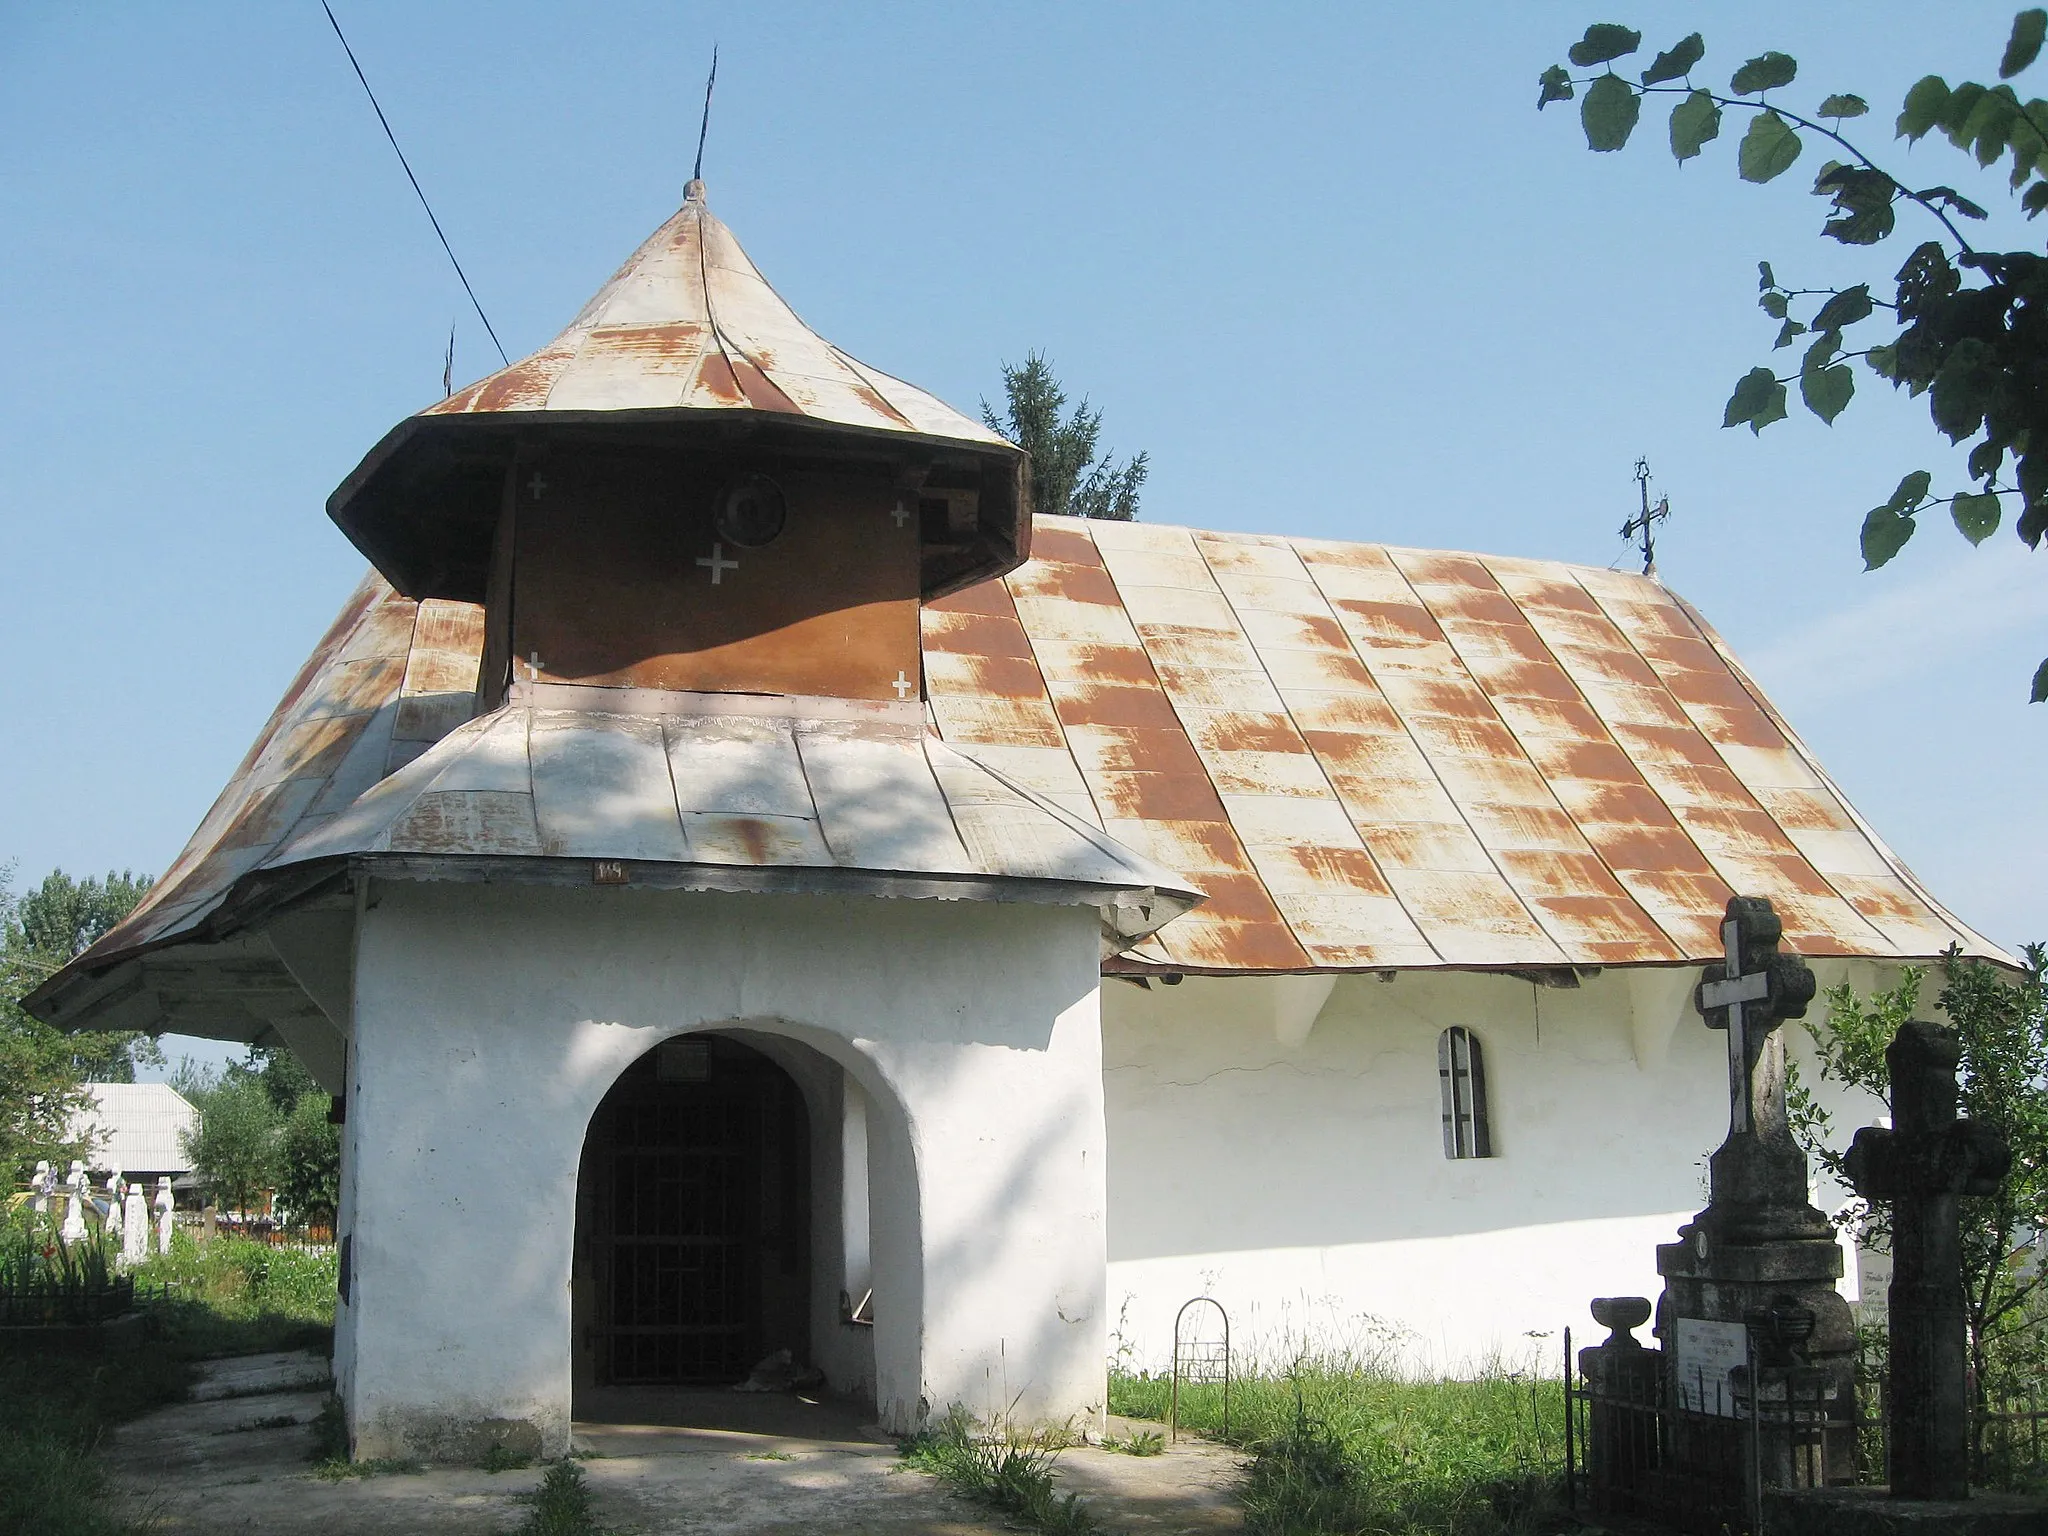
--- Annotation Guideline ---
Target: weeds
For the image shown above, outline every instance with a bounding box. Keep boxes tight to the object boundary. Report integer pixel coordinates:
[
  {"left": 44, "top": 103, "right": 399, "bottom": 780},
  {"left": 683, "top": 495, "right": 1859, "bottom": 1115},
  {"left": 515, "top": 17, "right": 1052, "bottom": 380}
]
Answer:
[
  {"left": 742, "top": 1449, "right": 796, "bottom": 1461},
  {"left": 520, "top": 1459, "right": 605, "bottom": 1536},
  {"left": 1104, "top": 1427, "right": 1165, "bottom": 1456},
  {"left": 312, "top": 1455, "right": 424, "bottom": 1481},
  {"left": 1113, "top": 1353, "right": 1569, "bottom": 1536},
  {"left": 900, "top": 1405, "right": 1096, "bottom": 1535},
  {"left": 483, "top": 1442, "right": 535, "bottom": 1472}
]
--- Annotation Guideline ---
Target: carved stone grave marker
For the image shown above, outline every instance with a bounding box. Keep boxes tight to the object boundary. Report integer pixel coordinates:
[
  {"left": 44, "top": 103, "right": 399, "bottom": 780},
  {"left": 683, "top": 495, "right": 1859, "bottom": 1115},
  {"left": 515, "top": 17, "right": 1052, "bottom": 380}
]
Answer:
[{"left": 1844, "top": 1021, "right": 2011, "bottom": 1502}]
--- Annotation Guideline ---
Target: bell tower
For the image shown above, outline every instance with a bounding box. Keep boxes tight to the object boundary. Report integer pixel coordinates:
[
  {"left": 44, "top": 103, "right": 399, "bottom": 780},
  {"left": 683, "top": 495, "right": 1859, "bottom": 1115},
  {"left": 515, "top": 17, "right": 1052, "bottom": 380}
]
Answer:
[{"left": 326, "top": 178, "right": 1027, "bottom": 715}]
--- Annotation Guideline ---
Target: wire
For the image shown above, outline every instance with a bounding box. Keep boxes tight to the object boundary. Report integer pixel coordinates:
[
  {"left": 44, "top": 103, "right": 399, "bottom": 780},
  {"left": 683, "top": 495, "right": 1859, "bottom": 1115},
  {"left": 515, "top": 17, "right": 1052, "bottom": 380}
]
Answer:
[{"left": 320, "top": 1, "right": 510, "bottom": 367}]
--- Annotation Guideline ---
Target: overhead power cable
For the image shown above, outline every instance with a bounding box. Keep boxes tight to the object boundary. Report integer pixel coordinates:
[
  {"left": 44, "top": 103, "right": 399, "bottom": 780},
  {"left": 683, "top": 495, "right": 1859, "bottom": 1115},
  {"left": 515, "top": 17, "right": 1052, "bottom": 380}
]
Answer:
[{"left": 320, "top": 1, "right": 510, "bottom": 366}]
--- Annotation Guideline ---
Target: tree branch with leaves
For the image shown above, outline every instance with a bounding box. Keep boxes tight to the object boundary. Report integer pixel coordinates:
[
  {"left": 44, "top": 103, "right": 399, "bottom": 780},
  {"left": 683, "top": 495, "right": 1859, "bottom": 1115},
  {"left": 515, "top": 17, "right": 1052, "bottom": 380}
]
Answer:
[{"left": 1540, "top": 13, "right": 2048, "bottom": 699}]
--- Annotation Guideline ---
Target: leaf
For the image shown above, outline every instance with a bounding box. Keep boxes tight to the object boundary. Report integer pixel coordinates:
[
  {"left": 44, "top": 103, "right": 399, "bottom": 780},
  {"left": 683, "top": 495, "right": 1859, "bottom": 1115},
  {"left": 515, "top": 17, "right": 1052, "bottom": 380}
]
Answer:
[
  {"left": 1883, "top": 470, "right": 1933, "bottom": 515},
  {"left": 1669, "top": 89, "right": 1722, "bottom": 161},
  {"left": 1642, "top": 33, "right": 1705, "bottom": 86},
  {"left": 1931, "top": 337, "right": 1995, "bottom": 441},
  {"left": 1969, "top": 440, "right": 2005, "bottom": 481},
  {"left": 1860, "top": 507, "right": 1916, "bottom": 569},
  {"left": 1826, "top": 204, "right": 1897, "bottom": 244},
  {"left": 1960, "top": 87, "right": 2019, "bottom": 164},
  {"left": 2021, "top": 494, "right": 2048, "bottom": 547},
  {"left": 1569, "top": 24, "right": 1642, "bottom": 67},
  {"left": 1818, "top": 94, "right": 1869, "bottom": 119},
  {"left": 1774, "top": 319, "right": 1807, "bottom": 348},
  {"left": 1864, "top": 343, "right": 1899, "bottom": 379},
  {"left": 1539, "top": 64, "right": 1575, "bottom": 109},
  {"left": 1581, "top": 73, "right": 1642, "bottom": 151},
  {"left": 1941, "top": 82, "right": 1988, "bottom": 140},
  {"left": 1801, "top": 362, "right": 1854, "bottom": 423},
  {"left": 2032, "top": 658, "right": 2048, "bottom": 703},
  {"left": 1919, "top": 185, "right": 1989, "bottom": 219},
  {"left": 1952, "top": 490, "right": 2002, "bottom": 544},
  {"left": 1739, "top": 110, "right": 1803, "bottom": 182},
  {"left": 1731, "top": 52, "right": 1798, "bottom": 95},
  {"left": 1723, "top": 366, "right": 1786, "bottom": 430},
  {"left": 2003, "top": 9, "right": 2047, "bottom": 78},
  {"left": 1760, "top": 290, "right": 1790, "bottom": 319},
  {"left": 1759, "top": 260, "right": 1776, "bottom": 291},
  {"left": 1811, "top": 285, "right": 1874, "bottom": 331},
  {"left": 2025, "top": 180, "right": 2048, "bottom": 216},
  {"left": 1897, "top": 76, "right": 1950, "bottom": 142}
]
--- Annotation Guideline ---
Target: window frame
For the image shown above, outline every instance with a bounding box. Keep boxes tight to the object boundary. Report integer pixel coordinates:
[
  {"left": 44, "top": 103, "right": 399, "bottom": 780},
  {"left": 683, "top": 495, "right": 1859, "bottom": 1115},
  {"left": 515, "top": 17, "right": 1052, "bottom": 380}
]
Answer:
[{"left": 1437, "top": 1025, "right": 1494, "bottom": 1160}]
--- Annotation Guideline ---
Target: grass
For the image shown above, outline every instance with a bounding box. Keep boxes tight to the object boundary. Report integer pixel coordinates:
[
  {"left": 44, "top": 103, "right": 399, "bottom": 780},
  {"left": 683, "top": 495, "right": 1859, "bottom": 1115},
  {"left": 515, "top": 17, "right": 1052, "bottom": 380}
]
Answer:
[
  {"left": 519, "top": 1460, "right": 606, "bottom": 1535},
  {"left": 0, "top": 1230, "right": 337, "bottom": 1536},
  {"left": 900, "top": 1405, "right": 1097, "bottom": 1535},
  {"left": 1111, "top": 1355, "right": 1569, "bottom": 1536},
  {"left": 1104, "top": 1426, "right": 1166, "bottom": 1456},
  {"left": 906, "top": 1412, "right": 1095, "bottom": 1534}
]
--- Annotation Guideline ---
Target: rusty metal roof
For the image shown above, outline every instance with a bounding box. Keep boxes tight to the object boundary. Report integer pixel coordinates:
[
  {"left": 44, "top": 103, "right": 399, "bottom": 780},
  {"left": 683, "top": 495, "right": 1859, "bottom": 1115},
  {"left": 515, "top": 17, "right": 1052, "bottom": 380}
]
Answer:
[
  {"left": 35, "top": 516, "right": 2006, "bottom": 1018},
  {"left": 423, "top": 180, "right": 1009, "bottom": 444},
  {"left": 327, "top": 181, "right": 1027, "bottom": 604},
  {"left": 922, "top": 517, "right": 2005, "bottom": 973}
]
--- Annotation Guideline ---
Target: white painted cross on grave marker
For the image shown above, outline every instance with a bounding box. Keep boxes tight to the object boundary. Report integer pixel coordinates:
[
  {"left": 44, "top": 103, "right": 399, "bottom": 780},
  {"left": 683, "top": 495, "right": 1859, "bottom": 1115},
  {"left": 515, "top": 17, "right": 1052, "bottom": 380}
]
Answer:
[{"left": 696, "top": 543, "right": 739, "bottom": 585}]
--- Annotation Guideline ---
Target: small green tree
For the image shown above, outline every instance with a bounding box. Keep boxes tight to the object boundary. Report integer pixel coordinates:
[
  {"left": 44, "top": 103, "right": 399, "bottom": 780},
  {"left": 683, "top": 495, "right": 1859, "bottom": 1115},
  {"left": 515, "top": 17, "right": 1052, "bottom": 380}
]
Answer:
[
  {"left": 180, "top": 1072, "right": 280, "bottom": 1219},
  {"left": 983, "top": 352, "right": 1150, "bottom": 521},
  {"left": 1537, "top": 13, "right": 2048, "bottom": 699},
  {"left": 277, "top": 1093, "right": 341, "bottom": 1229},
  {"left": 0, "top": 865, "right": 157, "bottom": 1183},
  {"left": 1790, "top": 946, "right": 2048, "bottom": 1405}
]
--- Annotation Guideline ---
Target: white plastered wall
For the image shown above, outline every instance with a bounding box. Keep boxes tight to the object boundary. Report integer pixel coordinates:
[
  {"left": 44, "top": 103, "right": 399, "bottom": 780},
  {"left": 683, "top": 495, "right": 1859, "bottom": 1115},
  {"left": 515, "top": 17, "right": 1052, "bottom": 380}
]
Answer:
[
  {"left": 1102, "top": 963, "right": 1893, "bottom": 1377},
  {"left": 335, "top": 879, "right": 1107, "bottom": 1459}
]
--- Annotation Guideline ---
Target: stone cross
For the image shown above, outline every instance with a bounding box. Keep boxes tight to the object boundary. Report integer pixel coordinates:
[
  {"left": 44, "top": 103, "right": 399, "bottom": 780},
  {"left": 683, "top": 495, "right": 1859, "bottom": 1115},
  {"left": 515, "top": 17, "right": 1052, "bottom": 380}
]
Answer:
[
  {"left": 1694, "top": 896, "right": 1816, "bottom": 1141},
  {"left": 60, "top": 1160, "right": 89, "bottom": 1243},
  {"left": 105, "top": 1171, "right": 125, "bottom": 1241},
  {"left": 122, "top": 1181, "right": 150, "bottom": 1266},
  {"left": 1844, "top": 1022, "right": 2011, "bottom": 1501},
  {"left": 155, "top": 1176, "right": 175, "bottom": 1256},
  {"left": 29, "top": 1159, "right": 52, "bottom": 1213}
]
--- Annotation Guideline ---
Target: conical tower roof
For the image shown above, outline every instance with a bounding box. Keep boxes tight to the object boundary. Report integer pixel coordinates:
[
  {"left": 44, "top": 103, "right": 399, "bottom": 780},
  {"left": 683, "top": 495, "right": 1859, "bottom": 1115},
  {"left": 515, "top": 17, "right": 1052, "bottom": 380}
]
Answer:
[{"left": 329, "top": 180, "right": 1027, "bottom": 602}]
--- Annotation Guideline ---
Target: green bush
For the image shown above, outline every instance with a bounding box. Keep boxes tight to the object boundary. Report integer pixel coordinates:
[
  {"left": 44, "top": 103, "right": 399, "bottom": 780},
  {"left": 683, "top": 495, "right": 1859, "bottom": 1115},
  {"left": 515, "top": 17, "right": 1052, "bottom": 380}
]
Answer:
[{"left": 901, "top": 1406, "right": 1095, "bottom": 1535}]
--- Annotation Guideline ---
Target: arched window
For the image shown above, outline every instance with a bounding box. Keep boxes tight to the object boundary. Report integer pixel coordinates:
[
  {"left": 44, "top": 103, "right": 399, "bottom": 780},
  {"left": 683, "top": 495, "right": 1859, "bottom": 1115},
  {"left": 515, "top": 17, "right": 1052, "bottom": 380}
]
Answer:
[{"left": 1438, "top": 1027, "right": 1493, "bottom": 1159}]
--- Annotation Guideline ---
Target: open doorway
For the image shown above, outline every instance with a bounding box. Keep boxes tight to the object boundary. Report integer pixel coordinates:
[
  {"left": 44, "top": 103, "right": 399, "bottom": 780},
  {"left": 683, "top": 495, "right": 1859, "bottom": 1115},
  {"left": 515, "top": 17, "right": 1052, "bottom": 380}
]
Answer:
[{"left": 574, "top": 1034, "right": 810, "bottom": 1388}]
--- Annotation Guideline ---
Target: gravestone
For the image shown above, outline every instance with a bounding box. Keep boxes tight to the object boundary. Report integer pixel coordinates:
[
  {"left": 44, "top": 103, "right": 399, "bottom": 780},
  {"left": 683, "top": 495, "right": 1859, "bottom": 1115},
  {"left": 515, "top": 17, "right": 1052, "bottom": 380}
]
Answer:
[
  {"left": 154, "top": 1177, "right": 175, "bottom": 1256},
  {"left": 1844, "top": 1021, "right": 2010, "bottom": 1501},
  {"left": 1655, "top": 896, "right": 1857, "bottom": 1487}
]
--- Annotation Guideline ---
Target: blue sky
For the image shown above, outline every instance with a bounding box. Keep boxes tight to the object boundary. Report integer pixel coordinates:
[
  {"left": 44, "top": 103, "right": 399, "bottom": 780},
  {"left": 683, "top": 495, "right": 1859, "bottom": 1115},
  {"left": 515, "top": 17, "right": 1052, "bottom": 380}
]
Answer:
[{"left": 3, "top": 4, "right": 2041, "bottom": 1071}]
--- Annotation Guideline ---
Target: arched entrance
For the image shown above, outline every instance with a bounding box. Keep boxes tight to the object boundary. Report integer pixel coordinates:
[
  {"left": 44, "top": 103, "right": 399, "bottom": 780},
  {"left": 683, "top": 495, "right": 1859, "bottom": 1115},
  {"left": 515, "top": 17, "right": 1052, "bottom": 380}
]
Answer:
[{"left": 572, "top": 1034, "right": 811, "bottom": 1388}]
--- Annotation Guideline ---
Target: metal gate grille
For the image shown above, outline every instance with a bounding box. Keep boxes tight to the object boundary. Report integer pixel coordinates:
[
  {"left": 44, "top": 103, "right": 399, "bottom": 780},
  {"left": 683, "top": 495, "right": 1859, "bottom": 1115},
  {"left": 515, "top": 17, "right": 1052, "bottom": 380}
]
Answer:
[{"left": 602, "top": 1093, "right": 754, "bottom": 1384}]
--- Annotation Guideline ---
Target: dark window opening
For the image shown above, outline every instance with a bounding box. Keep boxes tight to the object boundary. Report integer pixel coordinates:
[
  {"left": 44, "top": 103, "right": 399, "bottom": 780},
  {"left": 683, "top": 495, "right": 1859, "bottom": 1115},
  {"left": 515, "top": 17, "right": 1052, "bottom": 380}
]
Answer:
[{"left": 1438, "top": 1026, "right": 1493, "bottom": 1160}]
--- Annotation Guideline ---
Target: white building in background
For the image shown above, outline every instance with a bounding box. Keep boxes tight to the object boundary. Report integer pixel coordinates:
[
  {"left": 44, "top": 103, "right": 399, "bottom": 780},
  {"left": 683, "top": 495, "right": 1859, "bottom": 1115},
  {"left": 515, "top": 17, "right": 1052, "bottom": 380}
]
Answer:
[
  {"left": 70, "top": 1082, "right": 198, "bottom": 1187},
  {"left": 29, "top": 178, "right": 2002, "bottom": 1462}
]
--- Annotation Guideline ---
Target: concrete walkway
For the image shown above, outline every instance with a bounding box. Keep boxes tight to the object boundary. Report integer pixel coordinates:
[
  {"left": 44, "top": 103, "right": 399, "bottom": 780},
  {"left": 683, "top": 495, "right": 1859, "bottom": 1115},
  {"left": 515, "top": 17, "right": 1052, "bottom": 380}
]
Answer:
[{"left": 102, "top": 1353, "right": 1245, "bottom": 1534}]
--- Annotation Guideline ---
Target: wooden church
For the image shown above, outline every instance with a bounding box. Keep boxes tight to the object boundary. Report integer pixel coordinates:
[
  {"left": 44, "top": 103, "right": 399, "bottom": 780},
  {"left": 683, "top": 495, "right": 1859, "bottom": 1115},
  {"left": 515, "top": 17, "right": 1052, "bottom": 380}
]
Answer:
[{"left": 29, "top": 179, "right": 2003, "bottom": 1462}]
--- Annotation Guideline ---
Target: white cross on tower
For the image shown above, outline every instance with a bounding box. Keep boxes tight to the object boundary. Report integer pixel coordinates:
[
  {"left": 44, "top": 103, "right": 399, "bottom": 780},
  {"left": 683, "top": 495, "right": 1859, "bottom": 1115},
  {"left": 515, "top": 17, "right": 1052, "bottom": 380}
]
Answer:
[
  {"left": 891, "top": 499, "right": 911, "bottom": 529},
  {"left": 695, "top": 543, "right": 739, "bottom": 585},
  {"left": 527, "top": 651, "right": 544, "bottom": 680},
  {"left": 891, "top": 670, "right": 914, "bottom": 700},
  {"left": 527, "top": 471, "right": 548, "bottom": 501},
  {"left": 1699, "top": 915, "right": 1773, "bottom": 1136}
]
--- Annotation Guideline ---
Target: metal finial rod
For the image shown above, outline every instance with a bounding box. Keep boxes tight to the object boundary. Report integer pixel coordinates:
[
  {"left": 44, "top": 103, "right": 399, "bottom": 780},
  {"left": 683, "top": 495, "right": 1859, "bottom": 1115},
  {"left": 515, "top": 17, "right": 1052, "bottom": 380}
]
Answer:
[{"left": 693, "top": 45, "right": 719, "bottom": 185}]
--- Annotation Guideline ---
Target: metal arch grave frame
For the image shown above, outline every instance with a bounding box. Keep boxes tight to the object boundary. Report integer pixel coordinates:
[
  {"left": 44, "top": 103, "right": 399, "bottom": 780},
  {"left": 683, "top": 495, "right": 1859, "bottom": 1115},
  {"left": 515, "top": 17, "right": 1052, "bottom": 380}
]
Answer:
[{"left": 1169, "top": 1296, "right": 1231, "bottom": 1444}]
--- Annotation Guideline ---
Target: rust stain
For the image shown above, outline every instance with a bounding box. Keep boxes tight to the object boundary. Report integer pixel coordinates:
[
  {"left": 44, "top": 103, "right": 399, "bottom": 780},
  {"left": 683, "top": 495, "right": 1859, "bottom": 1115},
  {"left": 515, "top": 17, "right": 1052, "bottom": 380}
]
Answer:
[
  {"left": 587, "top": 322, "right": 707, "bottom": 357},
  {"left": 725, "top": 351, "right": 802, "bottom": 413}
]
